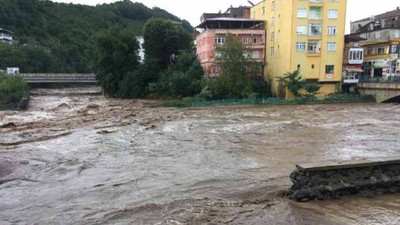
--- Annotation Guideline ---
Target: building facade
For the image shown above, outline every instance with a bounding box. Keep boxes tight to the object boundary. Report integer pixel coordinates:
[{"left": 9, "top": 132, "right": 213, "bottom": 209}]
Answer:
[
  {"left": 347, "top": 7, "right": 400, "bottom": 79},
  {"left": 196, "top": 18, "right": 265, "bottom": 77},
  {"left": 0, "top": 28, "right": 13, "bottom": 45},
  {"left": 342, "top": 35, "right": 365, "bottom": 92},
  {"left": 251, "top": 0, "right": 347, "bottom": 97}
]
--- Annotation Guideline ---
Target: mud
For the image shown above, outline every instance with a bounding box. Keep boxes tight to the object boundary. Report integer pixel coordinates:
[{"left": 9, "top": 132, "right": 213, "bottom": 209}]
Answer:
[{"left": 1, "top": 87, "right": 400, "bottom": 224}]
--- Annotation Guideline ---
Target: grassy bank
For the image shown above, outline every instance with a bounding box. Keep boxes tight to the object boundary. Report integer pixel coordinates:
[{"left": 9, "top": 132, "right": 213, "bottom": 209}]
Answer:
[
  {"left": 0, "top": 74, "right": 29, "bottom": 110},
  {"left": 157, "top": 94, "right": 376, "bottom": 108}
]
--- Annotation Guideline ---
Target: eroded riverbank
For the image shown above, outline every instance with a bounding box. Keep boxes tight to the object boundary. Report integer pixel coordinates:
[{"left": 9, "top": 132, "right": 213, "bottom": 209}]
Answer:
[{"left": 1, "top": 87, "right": 400, "bottom": 224}]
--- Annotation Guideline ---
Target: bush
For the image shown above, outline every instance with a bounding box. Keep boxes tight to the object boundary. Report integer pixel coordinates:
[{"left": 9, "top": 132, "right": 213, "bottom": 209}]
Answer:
[
  {"left": 251, "top": 77, "right": 271, "bottom": 98},
  {"left": 0, "top": 73, "right": 29, "bottom": 109},
  {"left": 149, "top": 51, "right": 204, "bottom": 98}
]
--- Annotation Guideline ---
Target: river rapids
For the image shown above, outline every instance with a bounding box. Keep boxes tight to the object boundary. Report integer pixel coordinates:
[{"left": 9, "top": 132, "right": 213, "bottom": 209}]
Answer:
[{"left": 1, "top": 87, "right": 400, "bottom": 225}]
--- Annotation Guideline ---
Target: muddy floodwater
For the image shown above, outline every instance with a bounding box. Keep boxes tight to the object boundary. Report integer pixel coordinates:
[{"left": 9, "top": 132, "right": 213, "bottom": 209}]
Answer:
[{"left": 1, "top": 87, "right": 400, "bottom": 225}]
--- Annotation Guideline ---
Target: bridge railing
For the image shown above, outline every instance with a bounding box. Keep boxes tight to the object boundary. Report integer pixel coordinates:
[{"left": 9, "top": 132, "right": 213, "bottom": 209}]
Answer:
[
  {"left": 17, "top": 73, "right": 97, "bottom": 80},
  {"left": 359, "top": 76, "right": 400, "bottom": 83}
]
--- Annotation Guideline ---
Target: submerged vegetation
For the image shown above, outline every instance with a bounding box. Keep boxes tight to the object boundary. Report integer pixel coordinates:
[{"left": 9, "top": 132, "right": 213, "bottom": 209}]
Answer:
[{"left": 0, "top": 73, "right": 29, "bottom": 109}]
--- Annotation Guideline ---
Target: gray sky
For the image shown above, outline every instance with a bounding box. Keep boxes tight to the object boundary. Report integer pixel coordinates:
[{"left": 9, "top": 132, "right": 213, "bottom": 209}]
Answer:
[{"left": 53, "top": 0, "right": 400, "bottom": 33}]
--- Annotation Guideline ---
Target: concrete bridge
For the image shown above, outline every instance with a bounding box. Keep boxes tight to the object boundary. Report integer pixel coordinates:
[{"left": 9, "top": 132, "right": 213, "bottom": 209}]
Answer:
[
  {"left": 359, "top": 79, "right": 400, "bottom": 103},
  {"left": 18, "top": 73, "right": 97, "bottom": 84}
]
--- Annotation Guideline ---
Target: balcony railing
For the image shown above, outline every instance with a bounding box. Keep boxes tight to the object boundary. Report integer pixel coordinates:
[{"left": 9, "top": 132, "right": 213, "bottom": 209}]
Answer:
[{"left": 359, "top": 76, "right": 400, "bottom": 83}]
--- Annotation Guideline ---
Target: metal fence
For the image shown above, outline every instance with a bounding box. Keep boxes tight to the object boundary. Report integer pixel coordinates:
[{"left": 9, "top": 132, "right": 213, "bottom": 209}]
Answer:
[
  {"left": 17, "top": 73, "right": 96, "bottom": 81},
  {"left": 359, "top": 76, "right": 400, "bottom": 83}
]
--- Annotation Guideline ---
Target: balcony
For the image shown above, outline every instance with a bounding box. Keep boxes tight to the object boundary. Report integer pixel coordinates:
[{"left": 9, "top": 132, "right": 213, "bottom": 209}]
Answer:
[
  {"left": 309, "top": 23, "right": 322, "bottom": 37},
  {"left": 309, "top": 7, "right": 323, "bottom": 20},
  {"left": 0, "top": 33, "right": 12, "bottom": 41}
]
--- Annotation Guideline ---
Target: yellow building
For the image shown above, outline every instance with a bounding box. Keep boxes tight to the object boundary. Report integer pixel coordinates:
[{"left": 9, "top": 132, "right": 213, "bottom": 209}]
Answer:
[{"left": 251, "top": 0, "right": 347, "bottom": 97}]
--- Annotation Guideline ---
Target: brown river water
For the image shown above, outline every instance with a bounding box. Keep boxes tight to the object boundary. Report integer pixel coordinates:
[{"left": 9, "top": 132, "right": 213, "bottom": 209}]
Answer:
[{"left": 1, "top": 87, "right": 400, "bottom": 225}]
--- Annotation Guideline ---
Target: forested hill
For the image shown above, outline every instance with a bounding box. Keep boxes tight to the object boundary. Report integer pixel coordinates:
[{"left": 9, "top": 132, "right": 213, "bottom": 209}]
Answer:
[{"left": 0, "top": 0, "right": 193, "bottom": 73}]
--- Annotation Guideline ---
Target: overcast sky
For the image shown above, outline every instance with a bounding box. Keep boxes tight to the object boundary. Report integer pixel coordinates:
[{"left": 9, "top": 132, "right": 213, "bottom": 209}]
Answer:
[{"left": 53, "top": 0, "right": 400, "bottom": 33}]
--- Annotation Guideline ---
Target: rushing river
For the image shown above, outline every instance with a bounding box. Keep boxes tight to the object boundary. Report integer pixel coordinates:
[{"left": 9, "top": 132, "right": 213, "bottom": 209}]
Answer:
[{"left": 1, "top": 87, "right": 400, "bottom": 225}]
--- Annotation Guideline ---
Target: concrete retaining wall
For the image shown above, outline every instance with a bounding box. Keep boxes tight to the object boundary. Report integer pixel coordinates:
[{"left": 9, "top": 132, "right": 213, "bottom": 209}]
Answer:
[{"left": 290, "top": 157, "right": 400, "bottom": 202}]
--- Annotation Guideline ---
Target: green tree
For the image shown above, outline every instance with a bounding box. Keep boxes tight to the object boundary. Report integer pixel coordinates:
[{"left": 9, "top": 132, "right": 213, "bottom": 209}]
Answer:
[
  {"left": 280, "top": 70, "right": 306, "bottom": 98},
  {"left": 149, "top": 51, "right": 204, "bottom": 98},
  {"left": 143, "top": 18, "right": 193, "bottom": 71},
  {"left": 95, "top": 27, "right": 140, "bottom": 97},
  {"left": 0, "top": 73, "right": 29, "bottom": 108},
  {"left": 303, "top": 82, "right": 321, "bottom": 99},
  {"left": 279, "top": 70, "right": 321, "bottom": 98},
  {"left": 208, "top": 35, "right": 260, "bottom": 99}
]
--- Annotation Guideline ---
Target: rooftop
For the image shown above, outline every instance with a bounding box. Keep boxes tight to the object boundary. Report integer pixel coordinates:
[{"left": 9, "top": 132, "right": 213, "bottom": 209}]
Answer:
[
  {"left": 0, "top": 28, "right": 13, "bottom": 34},
  {"left": 196, "top": 17, "right": 265, "bottom": 29},
  {"left": 353, "top": 7, "right": 400, "bottom": 23}
]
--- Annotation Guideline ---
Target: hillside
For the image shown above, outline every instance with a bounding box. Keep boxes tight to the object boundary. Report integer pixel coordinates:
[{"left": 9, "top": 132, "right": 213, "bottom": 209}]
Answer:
[{"left": 0, "top": 0, "right": 193, "bottom": 73}]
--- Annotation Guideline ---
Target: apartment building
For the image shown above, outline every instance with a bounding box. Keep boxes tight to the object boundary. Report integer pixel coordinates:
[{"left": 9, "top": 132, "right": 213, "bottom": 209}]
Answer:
[
  {"left": 196, "top": 18, "right": 266, "bottom": 77},
  {"left": 347, "top": 8, "right": 400, "bottom": 78},
  {"left": 251, "top": 0, "right": 347, "bottom": 97}
]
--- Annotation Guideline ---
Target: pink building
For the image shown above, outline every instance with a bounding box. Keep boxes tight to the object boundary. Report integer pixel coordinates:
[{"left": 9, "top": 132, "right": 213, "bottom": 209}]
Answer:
[{"left": 196, "top": 18, "right": 266, "bottom": 77}]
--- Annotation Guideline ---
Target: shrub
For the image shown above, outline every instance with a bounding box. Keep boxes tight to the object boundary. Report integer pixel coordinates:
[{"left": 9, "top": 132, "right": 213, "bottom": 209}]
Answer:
[{"left": 0, "top": 73, "right": 29, "bottom": 108}]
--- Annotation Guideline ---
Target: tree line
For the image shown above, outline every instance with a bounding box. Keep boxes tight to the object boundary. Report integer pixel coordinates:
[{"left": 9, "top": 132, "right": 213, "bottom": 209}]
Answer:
[
  {"left": 0, "top": 0, "right": 192, "bottom": 73},
  {"left": 95, "top": 18, "right": 271, "bottom": 100}
]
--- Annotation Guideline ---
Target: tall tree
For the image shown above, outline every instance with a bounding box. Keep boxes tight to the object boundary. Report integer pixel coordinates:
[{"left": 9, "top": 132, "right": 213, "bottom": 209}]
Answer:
[
  {"left": 143, "top": 18, "right": 193, "bottom": 71},
  {"left": 95, "top": 27, "right": 140, "bottom": 97},
  {"left": 210, "top": 35, "right": 258, "bottom": 99}
]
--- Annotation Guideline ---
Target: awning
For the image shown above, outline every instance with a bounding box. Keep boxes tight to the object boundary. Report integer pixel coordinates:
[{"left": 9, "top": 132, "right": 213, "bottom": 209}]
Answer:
[
  {"left": 345, "top": 68, "right": 363, "bottom": 72},
  {"left": 387, "top": 58, "right": 398, "bottom": 65}
]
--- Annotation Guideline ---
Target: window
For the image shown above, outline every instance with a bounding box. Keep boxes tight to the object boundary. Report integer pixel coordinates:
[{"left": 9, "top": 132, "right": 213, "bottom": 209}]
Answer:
[
  {"left": 253, "top": 36, "right": 259, "bottom": 44},
  {"left": 271, "top": 32, "right": 275, "bottom": 41},
  {"left": 296, "top": 42, "right": 306, "bottom": 51},
  {"left": 215, "top": 37, "right": 225, "bottom": 44},
  {"left": 311, "top": 64, "right": 315, "bottom": 69},
  {"left": 261, "top": 7, "right": 265, "bottom": 15},
  {"left": 367, "top": 47, "right": 373, "bottom": 55},
  {"left": 215, "top": 51, "right": 222, "bottom": 59},
  {"left": 297, "top": 64, "right": 301, "bottom": 70},
  {"left": 296, "top": 26, "right": 307, "bottom": 35},
  {"left": 297, "top": 9, "right": 307, "bottom": 18},
  {"left": 391, "top": 45, "right": 398, "bottom": 54},
  {"left": 244, "top": 37, "right": 250, "bottom": 44},
  {"left": 309, "top": 7, "right": 323, "bottom": 20},
  {"left": 252, "top": 11, "right": 256, "bottom": 19},
  {"left": 308, "top": 41, "right": 320, "bottom": 53},
  {"left": 327, "top": 26, "right": 337, "bottom": 35},
  {"left": 271, "top": 17, "right": 275, "bottom": 26},
  {"left": 325, "top": 65, "right": 335, "bottom": 74},
  {"left": 309, "top": 23, "right": 322, "bottom": 36},
  {"left": 327, "top": 42, "right": 336, "bottom": 51},
  {"left": 376, "top": 46, "right": 385, "bottom": 54},
  {"left": 349, "top": 49, "right": 363, "bottom": 61},
  {"left": 270, "top": 47, "right": 274, "bottom": 56},
  {"left": 271, "top": 1, "right": 275, "bottom": 10},
  {"left": 328, "top": 10, "right": 338, "bottom": 19},
  {"left": 252, "top": 51, "right": 260, "bottom": 59}
]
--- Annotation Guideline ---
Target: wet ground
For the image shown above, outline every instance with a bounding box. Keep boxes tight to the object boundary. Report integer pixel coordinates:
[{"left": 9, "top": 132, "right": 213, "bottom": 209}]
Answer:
[{"left": 1, "top": 87, "right": 400, "bottom": 225}]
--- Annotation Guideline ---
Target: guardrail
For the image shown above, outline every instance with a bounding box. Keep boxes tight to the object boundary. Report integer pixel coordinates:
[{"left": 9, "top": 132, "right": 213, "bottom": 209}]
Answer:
[
  {"left": 359, "top": 76, "right": 400, "bottom": 83},
  {"left": 18, "top": 73, "right": 96, "bottom": 80},
  {"left": 14, "top": 73, "right": 97, "bottom": 83}
]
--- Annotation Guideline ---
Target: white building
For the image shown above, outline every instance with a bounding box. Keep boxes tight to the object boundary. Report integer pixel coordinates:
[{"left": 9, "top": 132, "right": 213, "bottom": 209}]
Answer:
[{"left": 0, "top": 28, "right": 13, "bottom": 45}]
